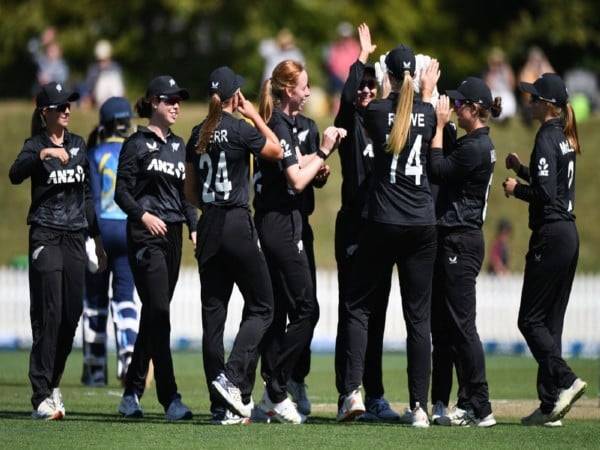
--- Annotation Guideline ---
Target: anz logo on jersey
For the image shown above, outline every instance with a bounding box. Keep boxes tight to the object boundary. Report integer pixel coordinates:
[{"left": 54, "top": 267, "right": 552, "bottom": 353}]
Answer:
[
  {"left": 147, "top": 159, "right": 186, "bottom": 180},
  {"left": 47, "top": 165, "right": 85, "bottom": 184}
]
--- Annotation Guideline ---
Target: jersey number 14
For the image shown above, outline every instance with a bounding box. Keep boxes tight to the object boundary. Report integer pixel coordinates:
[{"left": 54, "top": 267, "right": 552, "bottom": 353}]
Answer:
[{"left": 390, "top": 134, "right": 423, "bottom": 185}]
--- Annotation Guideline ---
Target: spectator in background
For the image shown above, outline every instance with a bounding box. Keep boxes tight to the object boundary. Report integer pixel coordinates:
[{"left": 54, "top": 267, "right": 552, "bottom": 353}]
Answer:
[
  {"left": 82, "top": 40, "right": 125, "bottom": 108},
  {"left": 324, "top": 22, "right": 360, "bottom": 114},
  {"left": 518, "top": 47, "right": 554, "bottom": 125},
  {"left": 259, "top": 29, "right": 305, "bottom": 82},
  {"left": 564, "top": 68, "right": 600, "bottom": 121},
  {"left": 485, "top": 47, "right": 516, "bottom": 122},
  {"left": 28, "top": 27, "right": 70, "bottom": 94},
  {"left": 487, "top": 218, "right": 512, "bottom": 275}
]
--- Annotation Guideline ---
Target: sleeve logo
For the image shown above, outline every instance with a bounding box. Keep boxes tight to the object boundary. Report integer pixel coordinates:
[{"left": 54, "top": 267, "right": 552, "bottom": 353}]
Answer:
[{"left": 537, "top": 157, "right": 549, "bottom": 177}]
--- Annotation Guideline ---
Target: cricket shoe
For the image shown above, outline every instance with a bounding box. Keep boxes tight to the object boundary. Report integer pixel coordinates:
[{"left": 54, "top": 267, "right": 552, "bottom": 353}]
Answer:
[
  {"left": 31, "top": 397, "right": 63, "bottom": 420},
  {"left": 521, "top": 408, "right": 552, "bottom": 426},
  {"left": 287, "top": 380, "right": 311, "bottom": 416},
  {"left": 358, "top": 397, "right": 400, "bottom": 422},
  {"left": 446, "top": 406, "right": 468, "bottom": 426},
  {"left": 459, "top": 410, "right": 497, "bottom": 428},
  {"left": 52, "top": 388, "right": 65, "bottom": 417},
  {"left": 550, "top": 378, "right": 587, "bottom": 421},
  {"left": 399, "top": 402, "right": 430, "bottom": 428},
  {"left": 336, "top": 389, "right": 366, "bottom": 422},
  {"left": 260, "top": 391, "right": 306, "bottom": 424},
  {"left": 431, "top": 401, "right": 450, "bottom": 426},
  {"left": 118, "top": 393, "right": 143, "bottom": 418},
  {"left": 211, "top": 406, "right": 251, "bottom": 425},
  {"left": 211, "top": 373, "right": 250, "bottom": 418},
  {"left": 165, "top": 397, "right": 193, "bottom": 421}
]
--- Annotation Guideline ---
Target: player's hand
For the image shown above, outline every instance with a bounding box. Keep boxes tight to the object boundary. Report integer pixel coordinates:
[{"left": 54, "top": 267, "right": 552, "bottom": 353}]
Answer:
[
  {"left": 40, "top": 147, "right": 69, "bottom": 165},
  {"left": 435, "top": 95, "right": 452, "bottom": 127},
  {"left": 503, "top": 177, "right": 518, "bottom": 197},
  {"left": 505, "top": 153, "right": 521, "bottom": 171},
  {"left": 190, "top": 231, "right": 197, "bottom": 249},
  {"left": 236, "top": 91, "right": 258, "bottom": 120},
  {"left": 314, "top": 164, "right": 330, "bottom": 187},
  {"left": 358, "top": 23, "right": 376, "bottom": 62},
  {"left": 420, "top": 58, "right": 440, "bottom": 99},
  {"left": 320, "top": 127, "right": 345, "bottom": 154},
  {"left": 141, "top": 212, "right": 167, "bottom": 236}
]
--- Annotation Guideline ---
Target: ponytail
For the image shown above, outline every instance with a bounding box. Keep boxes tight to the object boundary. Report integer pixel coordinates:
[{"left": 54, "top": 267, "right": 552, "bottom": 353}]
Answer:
[
  {"left": 30, "top": 108, "right": 46, "bottom": 137},
  {"left": 387, "top": 71, "right": 414, "bottom": 154},
  {"left": 196, "top": 93, "right": 222, "bottom": 154},
  {"left": 135, "top": 96, "right": 153, "bottom": 119},
  {"left": 564, "top": 102, "right": 581, "bottom": 154},
  {"left": 259, "top": 78, "right": 274, "bottom": 123}
]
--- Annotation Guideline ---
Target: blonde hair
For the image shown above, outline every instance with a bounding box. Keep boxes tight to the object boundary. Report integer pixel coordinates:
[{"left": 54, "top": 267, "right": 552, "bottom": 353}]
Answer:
[
  {"left": 259, "top": 60, "right": 304, "bottom": 123},
  {"left": 387, "top": 71, "right": 414, "bottom": 154},
  {"left": 196, "top": 93, "right": 222, "bottom": 154}
]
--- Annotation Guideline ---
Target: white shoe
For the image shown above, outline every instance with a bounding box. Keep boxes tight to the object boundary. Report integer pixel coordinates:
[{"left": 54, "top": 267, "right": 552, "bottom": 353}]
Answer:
[
  {"left": 431, "top": 401, "right": 450, "bottom": 426},
  {"left": 446, "top": 406, "right": 468, "bottom": 426},
  {"left": 260, "top": 392, "right": 306, "bottom": 424},
  {"left": 551, "top": 378, "right": 587, "bottom": 421},
  {"left": 165, "top": 397, "right": 193, "bottom": 421},
  {"left": 118, "top": 393, "right": 143, "bottom": 418},
  {"left": 52, "top": 388, "right": 65, "bottom": 416},
  {"left": 399, "top": 403, "right": 429, "bottom": 427},
  {"left": 31, "top": 397, "right": 63, "bottom": 420},
  {"left": 544, "top": 419, "right": 563, "bottom": 427},
  {"left": 287, "top": 380, "right": 311, "bottom": 416},
  {"left": 522, "top": 408, "right": 552, "bottom": 426},
  {"left": 466, "top": 411, "right": 497, "bottom": 428},
  {"left": 358, "top": 397, "right": 400, "bottom": 422},
  {"left": 211, "top": 406, "right": 250, "bottom": 425},
  {"left": 336, "top": 389, "right": 366, "bottom": 422},
  {"left": 211, "top": 373, "right": 250, "bottom": 418}
]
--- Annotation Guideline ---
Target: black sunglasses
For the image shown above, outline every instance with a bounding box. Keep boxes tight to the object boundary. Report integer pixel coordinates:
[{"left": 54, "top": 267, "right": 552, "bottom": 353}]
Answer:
[
  {"left": 159, "top": 95, "right": 182, "bottom": 105},
  {"left": 358, "top": 79, "right": 377, "bottom": 90},
  {"left": 48, "top": 103, "right": 70, "bottom": 113}
]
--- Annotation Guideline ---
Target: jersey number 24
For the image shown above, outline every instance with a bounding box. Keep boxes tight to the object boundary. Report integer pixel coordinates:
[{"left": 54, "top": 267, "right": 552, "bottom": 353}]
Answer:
[{"left": 199, "top": 151, "right": 232, "bottom": 203}]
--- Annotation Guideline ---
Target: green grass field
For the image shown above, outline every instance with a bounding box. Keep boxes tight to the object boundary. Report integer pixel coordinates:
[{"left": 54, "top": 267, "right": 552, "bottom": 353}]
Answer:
[
  {"left": 1, "top": 101, "right": 600, "bottom": 271},
  {"left": 1, "top": 351, "right": 598, "bottom": 449}
]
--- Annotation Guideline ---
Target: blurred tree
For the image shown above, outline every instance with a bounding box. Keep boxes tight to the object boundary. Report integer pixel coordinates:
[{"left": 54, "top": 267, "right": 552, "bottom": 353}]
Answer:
[{"left": 0, "top": 0, "right": 598, "bottom": 99}]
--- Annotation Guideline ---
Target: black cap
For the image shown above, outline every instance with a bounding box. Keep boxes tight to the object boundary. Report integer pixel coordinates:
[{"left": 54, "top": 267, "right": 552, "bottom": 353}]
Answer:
[
  {"left": 99, "top": 97, "right": 132, "bottom": 123},
  {"left": 208, "top": 66, "right": 245, "bottom": 101},
  {"left": 446, "top": 77, "right": 493, "bottom": 108},
  {"left": 36, "top": 82, "right": 80, "bottom": 108},
  {"left": 146, "top": 75, "right": 189, "bottom": 100},
  {"left": 385, "top": 45, "right": 416, "bottom": 79},
  {"left": 519, "top": 73, "right": 568, "bottom": 107}
]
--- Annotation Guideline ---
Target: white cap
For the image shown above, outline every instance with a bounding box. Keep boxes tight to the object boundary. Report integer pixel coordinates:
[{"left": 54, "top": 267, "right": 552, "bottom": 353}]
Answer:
[{"left": 94, "top": 40, "right": 112, "bottom": 60}]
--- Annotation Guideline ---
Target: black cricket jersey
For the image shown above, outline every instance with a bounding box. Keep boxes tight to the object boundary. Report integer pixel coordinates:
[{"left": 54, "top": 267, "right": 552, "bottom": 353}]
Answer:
[
  {"left": 115, "top": 126, "right": 197, "bottom": 230},
  {"left": 514, "top": 118, "right": 576, "bottom": 230},
  {"left": 295, "top": 114, "right": 320, "bottom": 216},
  {"left": 253, "top": 108, "right": 300, "bottom": 213},
  {"left": 9, "top": 130, "right": 99, "bottom": 236},
  {"left": 186, "top": 112, "right": 266, "bottom": 208},
  {"left": 429, "top": 126, "right": 496, "bottom": 229},
  {"left": 362, "top": 92, "right": 437, "bottom": 225},
  {"left": 334, "top": 60, "right": 375, "bottom": 218}
]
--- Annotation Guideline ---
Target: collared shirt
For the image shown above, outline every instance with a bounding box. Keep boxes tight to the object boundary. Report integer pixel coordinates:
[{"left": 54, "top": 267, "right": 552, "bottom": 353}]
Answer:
[
  {"left": 253, "top": 108, "right": 300, "bottom": 213},
  {"left": 186, "top": 111, "right": 266, "bottom": 208},
  {"left": 430, "top": 126, "right": 496, "bottom": 229},
  {"left": 514, "top": 118, "right": 576, "bottom": 229},
  {"left": 115, "top": 126, "right": 197, "bottom": 231},
  {"left": 9, "top": 129, "right": 99, "bottom": 235}
]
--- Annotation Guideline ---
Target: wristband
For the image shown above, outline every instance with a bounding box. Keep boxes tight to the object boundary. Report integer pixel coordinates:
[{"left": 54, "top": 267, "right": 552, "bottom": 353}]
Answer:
[{"left": 317, "top": 148, "right": 330, "bottom": 160}]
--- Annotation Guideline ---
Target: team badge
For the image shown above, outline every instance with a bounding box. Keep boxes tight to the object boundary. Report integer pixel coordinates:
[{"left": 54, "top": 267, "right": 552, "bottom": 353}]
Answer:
[
  {"left": 146, "top": 141, "right": 158, "bottom": 152},
  {"left": 69, "top": 147, "right": 80, "bottom": 157}
]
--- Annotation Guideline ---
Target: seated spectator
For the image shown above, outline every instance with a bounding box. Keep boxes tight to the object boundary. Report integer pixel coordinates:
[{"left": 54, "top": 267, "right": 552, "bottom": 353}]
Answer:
[
  {"left": 487, "top": 219, "right": 513, "bottom": 275},
  {"left": 485, "top": 47, "right": 517, "bottom": 122}
]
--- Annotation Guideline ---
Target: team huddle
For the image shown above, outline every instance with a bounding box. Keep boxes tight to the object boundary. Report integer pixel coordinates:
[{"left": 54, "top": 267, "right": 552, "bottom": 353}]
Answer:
[{"left": 9, "top": 23, "right": 587, "bottom": 427}]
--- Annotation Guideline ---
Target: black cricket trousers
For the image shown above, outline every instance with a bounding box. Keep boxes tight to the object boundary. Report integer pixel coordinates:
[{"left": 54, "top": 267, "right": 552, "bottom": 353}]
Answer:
[
  {"left": 197, "top": 207, "right": 273, "bottom": 411},
  {"left": 518, "top": 220, "right": 579, "bottom": 414},
  {"left": 123, "top": 221, "right": 182, "bottom": 410},
  {"left": 339, "top": 222, "right": 437, "bottom": 410},
  {"left": 334, "top": 210, "right": 392, "bottom": 400},
  {"left": 254, "top": 209, "right": 319, "bottom": 403},
  {"left": 291, "top": 214, "right": 319, "bottom": 385},
  {"left": 28, "top": 225, "right": 85, "bottom": 409},
  {"left": 431, "top": 227, "right": 491, "bottom": 418}
]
